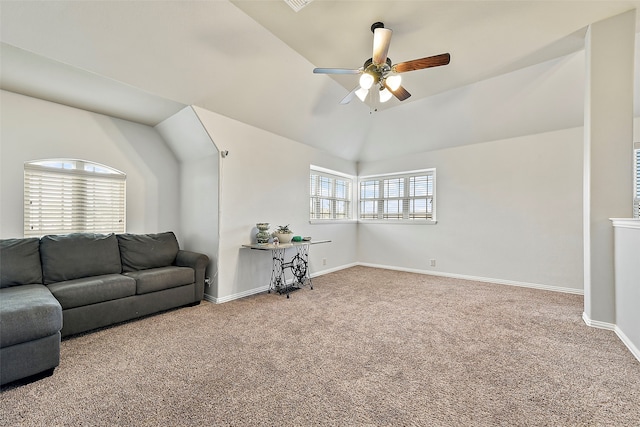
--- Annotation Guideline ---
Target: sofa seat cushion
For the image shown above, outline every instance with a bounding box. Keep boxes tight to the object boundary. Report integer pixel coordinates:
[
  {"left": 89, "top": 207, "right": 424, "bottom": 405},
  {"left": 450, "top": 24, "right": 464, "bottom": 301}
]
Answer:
[
  {"left": 0, "top": 238, "right": 43, "bottom": 288},
  {"left": 40, "top": 233, "right": 122, "bottom": 285},
  {"left": 47, "top": 274, "right": 136, "bottom": 309},
  {"left": 124, "top": 266, "right": 194, "bottom": 295},
  {"left": 0, "top": 285, "right": 62, "bottom": 347},
  {"left": 117, "top": 232, "right": 180, "bottom": 273}
]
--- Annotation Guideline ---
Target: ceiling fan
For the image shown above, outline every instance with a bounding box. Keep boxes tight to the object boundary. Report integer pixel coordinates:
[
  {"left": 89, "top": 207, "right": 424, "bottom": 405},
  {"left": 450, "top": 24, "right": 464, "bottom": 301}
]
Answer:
[{"left": 313, "top": 22, "right": 450, "bottom": 105}]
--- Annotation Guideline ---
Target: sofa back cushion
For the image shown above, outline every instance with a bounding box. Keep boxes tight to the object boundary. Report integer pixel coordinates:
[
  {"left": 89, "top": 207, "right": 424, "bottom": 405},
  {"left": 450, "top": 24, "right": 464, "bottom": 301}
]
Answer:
[
  {"left": 40, "top": 233, "right": 122, "bottom": 284},
  {"left": 117, "top": 232, "right": 179, "bottom": 272},
  {"left": 0, "top": 238, "right": 43, "bottom": 288}
]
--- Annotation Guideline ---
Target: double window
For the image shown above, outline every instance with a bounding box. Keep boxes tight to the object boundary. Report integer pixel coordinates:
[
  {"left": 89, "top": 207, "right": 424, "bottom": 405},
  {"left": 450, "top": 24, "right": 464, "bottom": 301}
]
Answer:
[
  {"left": 24, "top": 159, "right": 126, "bottom": 237},
  {"left": 359, "top": 170, "right": 435, "bottom": 222},
  {"left": 309, "top": 167, "right": 436, "bottom": 223},
  {"left": 309, "top": 166, "right": 353, "bottom": 220}
]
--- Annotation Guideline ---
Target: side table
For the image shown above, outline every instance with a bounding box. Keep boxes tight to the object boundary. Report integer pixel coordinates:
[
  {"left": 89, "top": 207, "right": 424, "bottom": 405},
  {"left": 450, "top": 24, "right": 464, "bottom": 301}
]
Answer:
[{"left": 242, "top": 240, "right": 330, "bottom": 298}]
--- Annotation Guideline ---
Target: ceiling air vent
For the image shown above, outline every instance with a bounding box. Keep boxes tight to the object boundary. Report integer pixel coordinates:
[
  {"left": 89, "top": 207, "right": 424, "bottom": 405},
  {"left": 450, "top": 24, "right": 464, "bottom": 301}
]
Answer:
[{"left": 284, "top": 0, "right": 313, "bottom": 12}]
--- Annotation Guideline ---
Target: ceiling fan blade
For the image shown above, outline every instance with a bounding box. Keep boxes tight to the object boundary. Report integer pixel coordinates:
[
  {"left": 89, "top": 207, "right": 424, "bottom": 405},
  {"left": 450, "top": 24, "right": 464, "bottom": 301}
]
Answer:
[
  {"left": 393, "top": 86, "right": 411, "bottom": 101},
  {"left": 313, "top": 68, "right": 361, "bottom": 75},
  {"left": 372, "top": 28, "right": 392, "bottom": 65},
  {"left": 384, "top": 81, "right": 411, "bottom": 101},
  {"left": 392, "top": 53, "right": 450, "bottom": 73},
  {"left": 340, "top": 86, "right": 360, "bottom": 105}
]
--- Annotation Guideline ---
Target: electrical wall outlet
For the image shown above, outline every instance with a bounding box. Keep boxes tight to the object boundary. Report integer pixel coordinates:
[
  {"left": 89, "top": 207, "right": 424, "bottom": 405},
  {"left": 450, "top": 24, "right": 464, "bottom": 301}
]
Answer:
[
  {"left": 430, "top": 259, "right": 436, "bottom": 267},
  {"left": 322, "top": 258, "right": 327, "bottom": 266}
]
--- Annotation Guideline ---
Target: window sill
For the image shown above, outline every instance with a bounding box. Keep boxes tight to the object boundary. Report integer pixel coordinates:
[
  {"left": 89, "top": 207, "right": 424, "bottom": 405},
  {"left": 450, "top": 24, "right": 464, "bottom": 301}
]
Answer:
[
  {"left": 358, "top": 220, "right": 437, "bottom": 225},
  {"left": 309, "top": 219, "right": 436, "bottom": 225},
  {"left": 309, "top": 219, "right": 358, "bottom": 225}
]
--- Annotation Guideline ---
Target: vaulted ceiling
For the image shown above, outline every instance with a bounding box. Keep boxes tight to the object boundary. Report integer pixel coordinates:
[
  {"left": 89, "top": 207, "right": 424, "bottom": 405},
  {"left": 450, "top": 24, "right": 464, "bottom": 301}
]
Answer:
[{"left": 1, "top": 1, "right": 639, "bottom": 162}]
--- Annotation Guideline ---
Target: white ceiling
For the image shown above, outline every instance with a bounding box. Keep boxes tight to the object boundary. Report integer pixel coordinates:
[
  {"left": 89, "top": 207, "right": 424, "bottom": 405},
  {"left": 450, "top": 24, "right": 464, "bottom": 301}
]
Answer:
[{"left": 1, "top": 1, "right": 639, "bottom": 162}]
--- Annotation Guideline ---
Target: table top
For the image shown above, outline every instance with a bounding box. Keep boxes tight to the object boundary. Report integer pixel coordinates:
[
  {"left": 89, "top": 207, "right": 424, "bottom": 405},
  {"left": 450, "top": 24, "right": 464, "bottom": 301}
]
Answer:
[{"left": 242, "top": 240, "right": 331, "bottom": 250}]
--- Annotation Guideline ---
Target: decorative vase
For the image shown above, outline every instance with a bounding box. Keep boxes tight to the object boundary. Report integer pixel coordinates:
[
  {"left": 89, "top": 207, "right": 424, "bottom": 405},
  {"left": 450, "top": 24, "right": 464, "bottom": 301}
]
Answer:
[
  {"left": 256, "top": 223, "right": 271, "bottom": 244},
  {"left": 273, "top": 232, "right": 293, "bottom": 244}
]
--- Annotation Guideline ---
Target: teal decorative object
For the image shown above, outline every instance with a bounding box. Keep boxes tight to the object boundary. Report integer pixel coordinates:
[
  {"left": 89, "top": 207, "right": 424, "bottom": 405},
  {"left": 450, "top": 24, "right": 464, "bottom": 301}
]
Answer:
[{"left": 292, "top": 236, "right": 302, "bottom": 242}]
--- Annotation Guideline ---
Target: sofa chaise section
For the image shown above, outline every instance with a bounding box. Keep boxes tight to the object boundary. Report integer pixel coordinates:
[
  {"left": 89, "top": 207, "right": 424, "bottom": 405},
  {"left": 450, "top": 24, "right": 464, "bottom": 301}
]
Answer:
[{"left": 0, "top": 238, "right": 63, "bottom": 386}]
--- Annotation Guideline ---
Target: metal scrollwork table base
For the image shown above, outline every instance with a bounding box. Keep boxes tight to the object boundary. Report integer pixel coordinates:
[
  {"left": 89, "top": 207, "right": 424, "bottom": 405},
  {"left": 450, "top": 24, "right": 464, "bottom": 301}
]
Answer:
[{"left": 242, "top": 240, "right": 330, "bottom": 298}]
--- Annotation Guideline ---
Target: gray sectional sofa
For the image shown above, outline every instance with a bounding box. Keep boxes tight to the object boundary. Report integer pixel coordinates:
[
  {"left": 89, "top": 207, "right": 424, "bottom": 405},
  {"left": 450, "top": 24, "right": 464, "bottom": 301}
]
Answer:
[{"left": 0, "top": 231, "right": 209, "bottom": 386}]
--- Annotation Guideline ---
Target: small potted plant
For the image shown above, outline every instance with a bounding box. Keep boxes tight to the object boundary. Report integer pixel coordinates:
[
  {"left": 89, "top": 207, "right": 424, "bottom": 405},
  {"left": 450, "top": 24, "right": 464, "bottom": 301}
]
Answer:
[{"left": 273, "top": 224, "right": 294, "bottom": 244}]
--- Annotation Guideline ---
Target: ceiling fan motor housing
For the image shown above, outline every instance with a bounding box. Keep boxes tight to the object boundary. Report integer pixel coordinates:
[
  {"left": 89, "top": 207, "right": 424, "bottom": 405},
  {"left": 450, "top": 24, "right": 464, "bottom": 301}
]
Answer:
[
  {"left": 362, "top": 57, "right": 393, "bottom": 86},
  {"left": 371, "top": 22, "right": 385, "bottom": 33}
]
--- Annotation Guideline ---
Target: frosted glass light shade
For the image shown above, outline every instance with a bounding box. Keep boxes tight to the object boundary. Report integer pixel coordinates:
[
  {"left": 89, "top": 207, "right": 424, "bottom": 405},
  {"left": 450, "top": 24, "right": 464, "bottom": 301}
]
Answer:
[
  {"left": 355, "top": 87, "right": 369, "bottom": 102},
  {"left": 359, "top": 73, "right": 374, "bottom": 90},
  {"left": 386, "top": 75, "right": 402, "bottom": 91},
  {"left": 379, "top": 88, "right": 392, "bottom": 103}
]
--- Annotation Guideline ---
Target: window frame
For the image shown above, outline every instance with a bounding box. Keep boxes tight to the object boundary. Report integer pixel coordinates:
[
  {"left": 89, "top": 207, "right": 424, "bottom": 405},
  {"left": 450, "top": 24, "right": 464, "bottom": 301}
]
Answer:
[
  {"left": 358, "top": 168, "right": 436, "bottom": 224},
  {"left": 24, "top": 159, "right": 126, "bottom": 237},
  {"left": 309, "top": 165, "right": 356, "bottom": 223}
]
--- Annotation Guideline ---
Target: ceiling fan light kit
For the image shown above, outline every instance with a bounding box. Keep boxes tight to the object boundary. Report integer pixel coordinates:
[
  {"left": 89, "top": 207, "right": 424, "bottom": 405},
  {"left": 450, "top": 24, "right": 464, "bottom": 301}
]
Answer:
[
  {"left": 355, "top": 87, "right": 369, "bottom": 102},
  {"left": 359, "top": 72, "right": 375, "bottom": 90},
  {"left": 378, "top": 87, "right": 393, "bottom": 103},
  {"left": 386, "top": 74, "right": 402, "bottom": 91},
  {"left": 313, "top": 22, "right": 451, "bottom": 108}
]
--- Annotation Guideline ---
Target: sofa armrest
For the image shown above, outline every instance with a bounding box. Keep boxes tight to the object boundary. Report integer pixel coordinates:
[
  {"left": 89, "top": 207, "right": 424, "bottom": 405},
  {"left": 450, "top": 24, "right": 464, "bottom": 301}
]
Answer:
[{"left": 175, "top": 250, "right": 209, "bottom": 301}]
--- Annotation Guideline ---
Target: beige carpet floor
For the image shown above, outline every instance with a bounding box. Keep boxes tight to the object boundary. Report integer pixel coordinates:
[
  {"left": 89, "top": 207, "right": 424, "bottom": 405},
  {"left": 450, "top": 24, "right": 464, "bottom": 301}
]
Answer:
[{"left": 1, "top": 266, "right": 639, "bottom": 426}]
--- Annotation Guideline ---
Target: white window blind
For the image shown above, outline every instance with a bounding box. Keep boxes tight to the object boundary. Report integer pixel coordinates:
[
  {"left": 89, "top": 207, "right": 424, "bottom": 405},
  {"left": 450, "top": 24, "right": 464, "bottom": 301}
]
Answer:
[
  {"left": 310, "top": 167, "right": 353, "bottom": 220},
  {"left": 24, "top": 160, "right": 126, "bottom": 237},
  {"left": 359, "top": 169, "right": 435, "bottom": 222}
]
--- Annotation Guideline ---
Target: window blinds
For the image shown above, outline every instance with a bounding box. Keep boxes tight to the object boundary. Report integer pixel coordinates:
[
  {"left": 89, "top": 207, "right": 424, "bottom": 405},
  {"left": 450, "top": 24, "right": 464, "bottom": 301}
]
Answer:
[
  {"left": 24, "top": 164, "right": 126, "bottom": 237},
  {"left": 309, "top": 169, "right": 352, "bottom": 220},
  {"left": 359, "top": 170, "right": 435, "bottom": 221}
]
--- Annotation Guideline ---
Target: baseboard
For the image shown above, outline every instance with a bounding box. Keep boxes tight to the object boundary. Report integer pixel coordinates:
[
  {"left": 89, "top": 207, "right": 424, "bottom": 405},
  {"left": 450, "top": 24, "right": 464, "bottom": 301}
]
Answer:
[
  {"left": 205, "top": 263, "right": 358, "bottom": 304},
  {"left": 207, "top": 262, "right": 580, "bottom": 303},
  {"left": 310, "top": 262, "right": 359, "bottom": 278},
  {"left": 614, "top": 326, "right": 640, "bottom": 363},
  {"left": 205, "top": 286, "right": 269, "bottom": 304},
  {"left": 582, "top": 313, "right": 640, "bottom": 363},
  {"left": 581, "top": 312, "right": 616, "bottom": 330},
  {"left": 357, "top": 262, "right": 584, "bottom": 295}
]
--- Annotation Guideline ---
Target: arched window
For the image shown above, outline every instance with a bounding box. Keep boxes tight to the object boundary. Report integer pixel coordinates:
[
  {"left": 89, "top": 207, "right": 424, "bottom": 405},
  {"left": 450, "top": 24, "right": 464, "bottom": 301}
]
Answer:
[{"left": 24, "top": 159, "right": 126, "bottom": 237}]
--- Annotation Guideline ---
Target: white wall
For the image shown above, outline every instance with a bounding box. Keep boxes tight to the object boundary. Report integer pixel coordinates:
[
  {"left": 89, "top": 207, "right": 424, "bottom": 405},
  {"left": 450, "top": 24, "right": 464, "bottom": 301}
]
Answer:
[
  {"left": 611, "top": 220, "right": 640, "bottom": 361},
  {"left": 155, "top": 106, "right": 219, "bottom": 293},
  {"left": 0, "top": 90, "right": 180, "bottom": 238},
  {"left": 193, "top": 106, "right": 358, "bottom": 301},
  {"left": 362, "top": 51, "right": 586, "bottom": 162},
  {"left": 583, "top": 10, "right": 636, "bottom": 325},
  {"left": 358, "top": 127, "right": 584, "bottom": 292}
]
